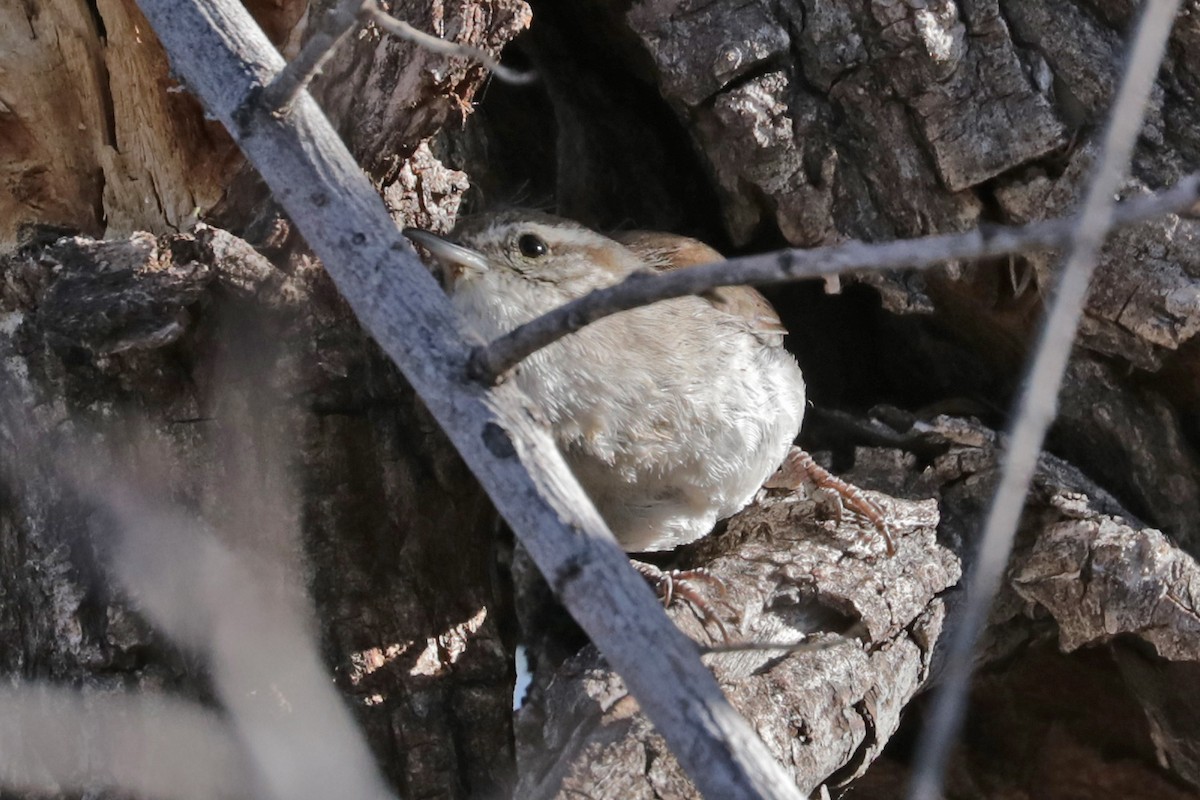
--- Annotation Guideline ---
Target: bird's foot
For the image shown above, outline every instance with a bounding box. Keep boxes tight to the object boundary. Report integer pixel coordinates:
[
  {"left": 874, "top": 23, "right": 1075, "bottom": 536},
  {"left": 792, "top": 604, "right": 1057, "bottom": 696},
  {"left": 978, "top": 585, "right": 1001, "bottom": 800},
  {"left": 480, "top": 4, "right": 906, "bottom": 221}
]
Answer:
[
  {"left": 766, "top": 446, "right": 896, "bottom": 556},
  {"left": 632, "top": 561, "right": 731, "bottom": 641}
]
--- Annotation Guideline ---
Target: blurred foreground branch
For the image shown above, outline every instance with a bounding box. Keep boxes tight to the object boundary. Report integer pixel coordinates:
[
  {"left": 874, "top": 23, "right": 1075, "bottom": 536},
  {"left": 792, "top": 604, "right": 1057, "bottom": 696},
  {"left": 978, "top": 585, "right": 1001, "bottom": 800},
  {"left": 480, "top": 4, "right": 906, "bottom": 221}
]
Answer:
[
  {"left": 908, "top": 1, "right": 1185, "bottom": 797},
  {"left": 0, "top": 686, "right": 249, "bottom": 800}
]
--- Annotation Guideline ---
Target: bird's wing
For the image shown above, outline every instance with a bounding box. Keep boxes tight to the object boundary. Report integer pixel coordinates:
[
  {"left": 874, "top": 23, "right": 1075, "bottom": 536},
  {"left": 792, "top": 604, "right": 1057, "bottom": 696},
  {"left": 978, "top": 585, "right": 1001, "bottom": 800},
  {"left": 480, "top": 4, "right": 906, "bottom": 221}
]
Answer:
[{"left": 612, "top": 230, "right": 787, "bottom": 347}]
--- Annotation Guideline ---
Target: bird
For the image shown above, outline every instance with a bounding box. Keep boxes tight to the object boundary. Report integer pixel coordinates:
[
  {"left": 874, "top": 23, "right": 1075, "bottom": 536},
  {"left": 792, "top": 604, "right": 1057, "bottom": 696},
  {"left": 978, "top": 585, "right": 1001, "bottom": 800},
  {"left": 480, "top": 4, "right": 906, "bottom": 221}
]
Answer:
[{"left": 403, "top": 210, "right": 892, "bottom": 558}]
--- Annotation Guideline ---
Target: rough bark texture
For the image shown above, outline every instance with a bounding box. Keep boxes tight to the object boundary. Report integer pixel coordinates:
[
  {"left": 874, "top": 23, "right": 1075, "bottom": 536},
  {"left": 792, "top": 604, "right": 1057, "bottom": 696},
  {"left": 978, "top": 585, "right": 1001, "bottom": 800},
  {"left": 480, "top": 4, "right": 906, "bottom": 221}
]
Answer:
[
  {"left": 1, "top": 0, "right": 527, "bottom": 243},
  {"left": 511, "top": 413, "right": 1200, "bottom": 796},
  {"left": 1, "top": 1, "right": 529, "bottom": 798},
  {"left": 5, "top": 0, "right": 1200, "bottom": 797},
  {"left": 457, "top": 0, "right": 1200, "bottom": 795},
  {"left": 0, "top": 228, "right": 516, "bottom": 797},
  {"left": 514, "top": 471, "right": 957, "bottom": 798}
]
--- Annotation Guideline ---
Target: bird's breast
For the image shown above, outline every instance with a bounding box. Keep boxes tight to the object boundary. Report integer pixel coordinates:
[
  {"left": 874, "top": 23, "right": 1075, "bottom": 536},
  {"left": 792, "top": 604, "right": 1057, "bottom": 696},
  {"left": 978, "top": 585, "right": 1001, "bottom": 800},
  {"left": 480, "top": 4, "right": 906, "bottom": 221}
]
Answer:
[{"left": 450, "top": 273, "right": 806, "bottom": 551}]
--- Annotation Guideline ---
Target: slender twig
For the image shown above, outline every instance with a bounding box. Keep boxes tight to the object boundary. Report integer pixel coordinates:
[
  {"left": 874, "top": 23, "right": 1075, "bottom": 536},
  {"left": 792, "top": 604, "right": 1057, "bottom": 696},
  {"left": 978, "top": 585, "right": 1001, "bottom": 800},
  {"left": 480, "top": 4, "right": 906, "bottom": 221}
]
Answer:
[
  {"left": 263, "top": 0, "right": 535, "bottom": 115},
  {"left": 906, "top": 2, "right": 1184, "bottom": 798},
  {"left": 262, "top": 0, "right": 368, "bottom": 113},
  {"left": 363, "top": 2, "right": 536, "bottom": 85},
  {"left": 469, "top": 172, "right": 1200, "bottom": 383}
]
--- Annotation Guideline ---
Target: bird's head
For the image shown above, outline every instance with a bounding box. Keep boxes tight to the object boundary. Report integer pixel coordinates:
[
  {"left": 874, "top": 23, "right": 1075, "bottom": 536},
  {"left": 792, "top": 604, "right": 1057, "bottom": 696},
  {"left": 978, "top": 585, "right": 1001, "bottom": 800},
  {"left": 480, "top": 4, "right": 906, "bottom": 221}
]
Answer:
[{"left": 404, "top": 210, "right": 644, "bottom": 298}]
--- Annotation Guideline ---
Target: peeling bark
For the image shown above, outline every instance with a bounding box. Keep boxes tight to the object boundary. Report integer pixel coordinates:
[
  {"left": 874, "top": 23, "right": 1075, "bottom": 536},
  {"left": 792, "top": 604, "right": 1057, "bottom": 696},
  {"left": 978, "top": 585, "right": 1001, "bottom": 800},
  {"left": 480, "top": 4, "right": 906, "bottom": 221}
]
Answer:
[
  {"left": 0, "top": 0, "right": 527, "bottom": 244},
  {"left": 515, "top": 482, "right": 958, "bottom": 798}
]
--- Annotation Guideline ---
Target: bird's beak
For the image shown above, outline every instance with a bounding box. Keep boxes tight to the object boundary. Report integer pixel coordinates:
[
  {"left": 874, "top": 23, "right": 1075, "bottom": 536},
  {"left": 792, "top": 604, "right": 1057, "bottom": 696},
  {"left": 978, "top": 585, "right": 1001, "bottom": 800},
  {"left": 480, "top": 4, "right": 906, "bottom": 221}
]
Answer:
[{"left": 403, "top": 228, "right": 490, "bottom": 284}]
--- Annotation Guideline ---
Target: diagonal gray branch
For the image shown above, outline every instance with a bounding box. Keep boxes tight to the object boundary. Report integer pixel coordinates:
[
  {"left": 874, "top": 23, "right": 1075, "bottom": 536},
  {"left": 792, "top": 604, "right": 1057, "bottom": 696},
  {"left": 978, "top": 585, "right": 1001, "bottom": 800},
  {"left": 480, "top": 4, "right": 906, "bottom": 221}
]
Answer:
[
  {"left": 470, "top": 173, "right": 1200, "bottom": 383},
  {"left": 906, "top": 1, "right": 1185, "bottom": 797},
  {"left": 133, "top": 1, "right": 803, "bottom": 797}
]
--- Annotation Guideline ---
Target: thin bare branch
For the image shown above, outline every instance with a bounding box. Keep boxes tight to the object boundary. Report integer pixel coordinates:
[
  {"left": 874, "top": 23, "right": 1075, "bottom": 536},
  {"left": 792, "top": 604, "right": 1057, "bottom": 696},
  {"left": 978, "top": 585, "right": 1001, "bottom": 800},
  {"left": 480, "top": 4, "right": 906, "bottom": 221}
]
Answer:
[
  {"left": 469, "top": 172, "right": 1200, "bottom": 383},
  {"left": 363, "top": 2, "right": 536, "bottom": 85},
  {"left": 698, "top": 637, "right": 838, "bottom": 656},
  {"left": 135, "top": 0, "right": 802, "bottom": 796},
  {"left": 263, "top": 0, "right": 534, "bottom": 114},
  {"left": 262, "top": 0, "right": 368, "bottom": 113},
  {"left": 907, "top": 2, "right": 1185, "bottom": 798},
  {"left": 0, "top": 685, "right": 250, "bottom": 800}
]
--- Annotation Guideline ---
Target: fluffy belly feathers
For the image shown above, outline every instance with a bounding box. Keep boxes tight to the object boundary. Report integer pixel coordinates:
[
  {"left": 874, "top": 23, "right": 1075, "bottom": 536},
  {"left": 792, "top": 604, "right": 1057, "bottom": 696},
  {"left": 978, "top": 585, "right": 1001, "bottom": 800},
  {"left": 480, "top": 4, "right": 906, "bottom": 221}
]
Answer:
[{"left": 523, "top": 301, "right": 806, "bottom": 551}]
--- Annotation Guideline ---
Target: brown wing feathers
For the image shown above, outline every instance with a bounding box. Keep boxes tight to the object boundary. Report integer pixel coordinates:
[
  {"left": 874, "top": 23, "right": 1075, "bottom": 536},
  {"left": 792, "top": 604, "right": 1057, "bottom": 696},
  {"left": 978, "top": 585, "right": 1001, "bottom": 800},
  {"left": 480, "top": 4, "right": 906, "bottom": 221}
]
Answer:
[{"left": 612, "top": 230, "right": 788, "bottom": 346}]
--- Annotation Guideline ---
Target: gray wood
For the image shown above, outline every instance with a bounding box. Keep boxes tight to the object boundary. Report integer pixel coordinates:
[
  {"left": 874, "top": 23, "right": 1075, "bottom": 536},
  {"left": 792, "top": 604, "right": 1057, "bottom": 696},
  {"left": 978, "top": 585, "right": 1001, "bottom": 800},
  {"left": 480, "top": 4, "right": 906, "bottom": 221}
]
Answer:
[
  {"left": 515, "top": 477, "right": 958, "bottom": 798},
  {"left": 513, "top": 409, "right": 1200, "bottom": 796}
]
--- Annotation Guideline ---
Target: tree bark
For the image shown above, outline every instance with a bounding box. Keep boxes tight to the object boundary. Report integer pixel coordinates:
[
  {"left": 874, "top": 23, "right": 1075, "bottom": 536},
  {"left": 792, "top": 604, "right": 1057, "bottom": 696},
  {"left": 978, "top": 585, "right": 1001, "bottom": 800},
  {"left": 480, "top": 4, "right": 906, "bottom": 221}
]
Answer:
[
  {"left": 510, "top": 409, "right": 1200, "bottom": 796},
  {"left": 471, "top": 0, "right": 1200, "bottom": 795},
  {"left": 1, "top": 2, "right": 528, "bottom": 797},
  {"left": 4, "top": 0, "right": 1200, "bottom": 798}
]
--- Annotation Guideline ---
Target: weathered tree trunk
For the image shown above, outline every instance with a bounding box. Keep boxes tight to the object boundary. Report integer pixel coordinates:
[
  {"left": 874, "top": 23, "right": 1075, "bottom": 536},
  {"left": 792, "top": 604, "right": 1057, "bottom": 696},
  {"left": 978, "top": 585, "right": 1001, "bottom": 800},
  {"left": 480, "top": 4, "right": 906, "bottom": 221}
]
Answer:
[
  {"left": 3, "top": 0, "right": 1200, "bottom": 798},
  {"left": 485, "top": 0, "right": 1200, "bottom": 796},
  {"left": 2, "top": 1, "right": 528, "bottom": 797}
]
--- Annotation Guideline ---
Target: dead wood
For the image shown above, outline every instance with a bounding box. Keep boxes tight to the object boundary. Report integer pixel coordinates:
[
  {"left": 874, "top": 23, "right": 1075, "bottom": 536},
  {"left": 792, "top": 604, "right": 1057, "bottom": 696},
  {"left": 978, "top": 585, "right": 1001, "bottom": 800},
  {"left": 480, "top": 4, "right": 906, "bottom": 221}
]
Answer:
[
  {"left": 513, "top": 411, "right": 1200, "bottom": 797},
  {"left": 0, "top": 229, "right": 514, "bottom": 798}
]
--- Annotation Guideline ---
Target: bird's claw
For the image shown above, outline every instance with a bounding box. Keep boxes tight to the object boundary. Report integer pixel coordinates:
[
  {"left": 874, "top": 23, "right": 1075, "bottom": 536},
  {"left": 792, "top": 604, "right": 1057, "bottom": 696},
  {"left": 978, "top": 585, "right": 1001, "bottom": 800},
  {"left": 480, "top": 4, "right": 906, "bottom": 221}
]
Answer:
[
  {"left": 632, "top": 561, "right": 732, "bottom": 641},
  {"left": 767, "top": 447, "right": 896, "bottom": 556}
]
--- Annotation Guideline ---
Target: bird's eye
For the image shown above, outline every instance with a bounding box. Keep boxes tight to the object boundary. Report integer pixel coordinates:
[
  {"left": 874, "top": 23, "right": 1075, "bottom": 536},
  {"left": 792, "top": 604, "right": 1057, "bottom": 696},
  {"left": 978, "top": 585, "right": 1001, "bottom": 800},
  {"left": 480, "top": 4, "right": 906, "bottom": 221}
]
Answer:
[{"left": 518, "top": 233, "right": 548, "bottom": 258}]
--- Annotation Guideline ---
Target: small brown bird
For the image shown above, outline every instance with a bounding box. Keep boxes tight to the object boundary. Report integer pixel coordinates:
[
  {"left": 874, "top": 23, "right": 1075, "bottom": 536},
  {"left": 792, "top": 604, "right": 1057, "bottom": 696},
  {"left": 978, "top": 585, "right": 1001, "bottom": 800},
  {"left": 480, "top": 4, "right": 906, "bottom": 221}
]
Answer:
[{"left": 405, "top": 211, "right": 890, "bottom": 556}]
